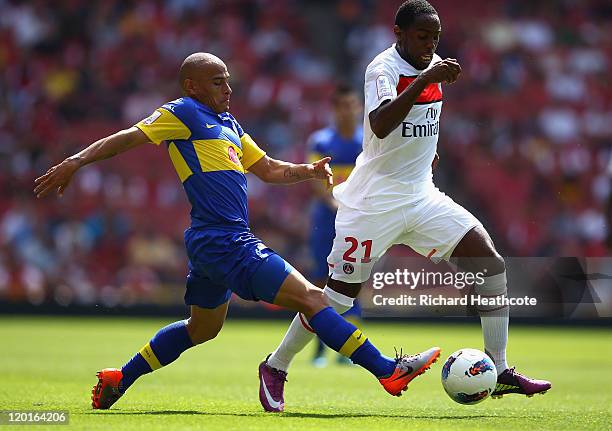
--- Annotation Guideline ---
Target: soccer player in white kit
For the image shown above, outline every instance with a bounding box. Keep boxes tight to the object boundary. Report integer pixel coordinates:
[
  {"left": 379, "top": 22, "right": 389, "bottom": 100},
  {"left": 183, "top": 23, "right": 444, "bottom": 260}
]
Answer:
[{"left": 259, "top": 0, "right": 551, "bottom": 410}]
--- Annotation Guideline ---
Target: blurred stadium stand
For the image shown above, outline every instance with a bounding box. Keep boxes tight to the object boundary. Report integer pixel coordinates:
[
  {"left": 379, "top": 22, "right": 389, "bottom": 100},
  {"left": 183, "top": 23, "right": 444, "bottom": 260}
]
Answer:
[{"left": 0, "top": 0, "right": 610, "bottom": 313}]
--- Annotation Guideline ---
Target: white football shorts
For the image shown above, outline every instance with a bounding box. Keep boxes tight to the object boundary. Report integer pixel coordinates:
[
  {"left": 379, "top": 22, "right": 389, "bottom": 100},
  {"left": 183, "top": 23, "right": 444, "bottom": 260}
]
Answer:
[{"left": 327, "top": 187, "right": 482, "bottom": 283}]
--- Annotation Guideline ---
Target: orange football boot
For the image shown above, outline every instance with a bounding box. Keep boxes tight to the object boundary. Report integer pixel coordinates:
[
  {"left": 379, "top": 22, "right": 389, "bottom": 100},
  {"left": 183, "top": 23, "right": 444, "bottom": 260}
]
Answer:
[
  {"left": 91, "top": 368, "right": 123, "bottom": 409},
  {"left": 379, "top": 347, "right": 441, "bottom": 396}
]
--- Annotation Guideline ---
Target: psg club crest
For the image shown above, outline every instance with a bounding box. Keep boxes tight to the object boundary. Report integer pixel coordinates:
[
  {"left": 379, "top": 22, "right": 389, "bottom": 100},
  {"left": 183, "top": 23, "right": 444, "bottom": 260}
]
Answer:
[
  {"left": 343, "top": 263, "right": 354, "bottom": 274},
  {"left": 228, "top": 146, "right": 240, "bottom": 165}
]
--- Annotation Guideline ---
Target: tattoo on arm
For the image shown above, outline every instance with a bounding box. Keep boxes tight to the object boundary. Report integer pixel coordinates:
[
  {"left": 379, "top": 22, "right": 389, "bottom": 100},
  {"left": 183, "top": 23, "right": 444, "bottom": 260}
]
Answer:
[{"left": 283, "top": 167, "right": 301, "bottom": 180}]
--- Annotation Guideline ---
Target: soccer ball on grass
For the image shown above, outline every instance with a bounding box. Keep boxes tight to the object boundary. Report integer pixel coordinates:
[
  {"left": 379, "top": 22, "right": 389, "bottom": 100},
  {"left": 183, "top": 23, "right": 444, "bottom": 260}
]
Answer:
[{"left": 441, "top": 348, "right": 497, "bottom": 405}]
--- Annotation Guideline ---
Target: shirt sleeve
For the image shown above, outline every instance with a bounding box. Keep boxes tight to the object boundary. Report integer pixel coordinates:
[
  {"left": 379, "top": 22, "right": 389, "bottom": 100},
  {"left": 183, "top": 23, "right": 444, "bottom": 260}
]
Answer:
[
  {"left": 134, "top": 108, "right": 191, "bottom": 145},
  {"left": 364, "top": 61, "right": 397, "bottom": 116},
  {"left": 240, "top": 133, "right": 266, "bottom": 170}
]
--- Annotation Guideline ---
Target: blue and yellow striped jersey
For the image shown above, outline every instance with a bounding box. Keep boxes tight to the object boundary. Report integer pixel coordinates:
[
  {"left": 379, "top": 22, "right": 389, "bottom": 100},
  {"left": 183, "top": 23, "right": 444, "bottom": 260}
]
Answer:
[
  {"left": 308, "top": 126, "right": 362, "bottom": 228},
  {"left": 135, "top": 97, "right": 266, "bottom": 230},
  {"left": 308, "top": 127, "right": 362, "bottom": 185}
]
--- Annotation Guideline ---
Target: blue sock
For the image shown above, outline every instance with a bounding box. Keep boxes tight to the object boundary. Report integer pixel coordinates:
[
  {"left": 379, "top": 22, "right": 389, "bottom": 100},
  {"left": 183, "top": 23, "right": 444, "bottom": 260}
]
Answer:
[
  {"left": 120, "top": 320, "right": 194, "bottom": 393},
  {"left": 308, "top": 307, "right": 396, "bottom": 378},
  {"left": 119, "top": 352, "right": 151, "bottom": 393}
]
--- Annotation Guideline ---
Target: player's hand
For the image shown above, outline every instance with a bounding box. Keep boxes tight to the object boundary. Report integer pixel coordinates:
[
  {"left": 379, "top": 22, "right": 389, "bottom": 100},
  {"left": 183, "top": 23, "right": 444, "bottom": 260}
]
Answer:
[
  {"left": 311, "top": 156, "right": 333, "bottom": 189},
  {"left": 421, "top": 58, "right": 461, "bottom": 85},
  {"left": 33, "top": 158, "right": 80, "bottom": 198},
  {"left": 432, "top": 152, "right": 440, "bottom": 171}
]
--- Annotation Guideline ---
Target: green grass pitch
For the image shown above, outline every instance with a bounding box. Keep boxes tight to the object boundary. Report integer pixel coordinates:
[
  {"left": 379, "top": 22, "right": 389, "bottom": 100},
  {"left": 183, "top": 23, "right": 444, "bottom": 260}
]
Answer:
[{"left": 1, "top": 316, "right": 610, "bottom": 430}]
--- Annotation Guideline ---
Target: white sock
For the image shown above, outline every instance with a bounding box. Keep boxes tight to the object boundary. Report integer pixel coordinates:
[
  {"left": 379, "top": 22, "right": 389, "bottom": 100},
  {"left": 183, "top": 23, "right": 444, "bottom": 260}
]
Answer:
[
  {"left": 266, "top": 287, "right": 354, "bottom": 372},
  {"left": 475, "top": 271, "right": 509, "bottom": 375}
]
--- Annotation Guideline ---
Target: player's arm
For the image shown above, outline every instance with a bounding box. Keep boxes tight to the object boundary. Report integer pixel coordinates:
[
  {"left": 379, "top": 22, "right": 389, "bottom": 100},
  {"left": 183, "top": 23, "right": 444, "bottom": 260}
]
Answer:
[
  {"left": 248, "top": 155, "right": 333, "bottom": 188},
  {"left": 369, "top": 58, "right": 461, "bottom": 139},
  {"left": 34, "top": 127, "right": 150, "bottom": 198}
]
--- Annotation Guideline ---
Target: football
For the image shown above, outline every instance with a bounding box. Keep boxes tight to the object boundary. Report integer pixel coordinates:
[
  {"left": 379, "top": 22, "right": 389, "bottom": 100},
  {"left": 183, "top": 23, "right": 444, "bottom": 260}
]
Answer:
[{"left": 441, "top": 348, "right": 497, "bottom": 405}]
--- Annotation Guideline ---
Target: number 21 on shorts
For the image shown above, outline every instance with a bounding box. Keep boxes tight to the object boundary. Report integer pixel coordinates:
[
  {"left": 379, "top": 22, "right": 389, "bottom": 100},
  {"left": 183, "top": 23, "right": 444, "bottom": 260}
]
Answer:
[{"left": 343, "top": 237, "right": 372, "bottom": 263}]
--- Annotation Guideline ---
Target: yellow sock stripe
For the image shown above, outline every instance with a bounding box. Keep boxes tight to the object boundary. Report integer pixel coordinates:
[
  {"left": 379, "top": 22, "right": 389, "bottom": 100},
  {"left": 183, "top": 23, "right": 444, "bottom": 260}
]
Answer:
[
  {"left": 139, "top": 342, "right": 162, "bottom": 370},
  {"left": 339, "top": 329, "right": 367, "bottom": 357}
]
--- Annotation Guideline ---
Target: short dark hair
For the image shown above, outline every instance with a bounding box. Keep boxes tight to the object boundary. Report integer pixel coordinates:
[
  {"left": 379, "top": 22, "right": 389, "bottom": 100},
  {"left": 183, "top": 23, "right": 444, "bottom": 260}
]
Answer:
[
  {"left": 395, "top": 0, "right": 438, "bottom": 29},
  {"left": 332, "top": 83, "right": 356, "bottom": 103}
]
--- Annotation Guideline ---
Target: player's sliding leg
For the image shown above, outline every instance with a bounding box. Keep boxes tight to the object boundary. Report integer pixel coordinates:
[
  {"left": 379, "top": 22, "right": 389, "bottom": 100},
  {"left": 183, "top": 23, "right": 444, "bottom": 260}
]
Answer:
[
  {"left": 267, "top": 285, "right": 355, "bottom": 372},
  {"left": 266, "top": 270, "right": 361, "bottom": 373},
  {"left": 268, "top": 265, "right": 360, "bottom": 374},
  {"left": 259, "top": 270, "right": 440, "bottom": 412},
  {"left": 92, "top": 303, "right": 228, "bottom": 409},
  {"left": 336, "top": 301, "right": 363, "bottom": 365},
  {"left": 451, "top": 226, "right": 551, "bottom": 398}
]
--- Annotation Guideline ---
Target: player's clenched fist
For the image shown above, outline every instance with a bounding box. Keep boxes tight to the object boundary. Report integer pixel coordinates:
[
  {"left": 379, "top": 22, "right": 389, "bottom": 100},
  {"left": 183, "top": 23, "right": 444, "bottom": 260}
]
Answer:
[{"left": 421, "top": 58, "right": 462, "bottom": 84}]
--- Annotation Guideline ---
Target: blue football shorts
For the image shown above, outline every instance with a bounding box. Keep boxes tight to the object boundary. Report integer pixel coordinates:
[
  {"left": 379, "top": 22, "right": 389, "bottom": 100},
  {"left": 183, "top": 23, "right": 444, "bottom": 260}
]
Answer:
[{"left": 183, "top": 227, "right": 294, "bottom": 309}]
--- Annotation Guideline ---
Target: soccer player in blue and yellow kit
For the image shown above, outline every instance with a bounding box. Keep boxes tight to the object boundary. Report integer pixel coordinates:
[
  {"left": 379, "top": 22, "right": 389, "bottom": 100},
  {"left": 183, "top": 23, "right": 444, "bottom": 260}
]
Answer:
[
  {"left": 34, "top": 53, "right": 438, "bottom": 412},
  {"left": 307, "top": 85, "right": 364, "bottom": 367}
]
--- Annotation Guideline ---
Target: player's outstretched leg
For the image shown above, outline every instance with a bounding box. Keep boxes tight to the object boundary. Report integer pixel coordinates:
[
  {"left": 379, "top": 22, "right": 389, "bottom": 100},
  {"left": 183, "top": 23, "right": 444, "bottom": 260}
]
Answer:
[
  {"left": 258, "top": 270, "right": 440, "bottom": 412},
  {"left": 92, "top": 303, "right": 227, "bottom": 409},
  {"left": 267, "top": 286, "right": 355, "bottom": 372},
  {"left": 337, "top": 302, "right": 362, "bottom": 365}
]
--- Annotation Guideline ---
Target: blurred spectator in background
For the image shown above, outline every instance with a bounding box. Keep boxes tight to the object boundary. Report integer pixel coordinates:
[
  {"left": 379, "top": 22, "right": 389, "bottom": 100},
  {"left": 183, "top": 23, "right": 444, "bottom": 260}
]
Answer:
[
  {"left": 305, "top": 83, "right": 363, "bottom": 367},
  {"left": 0, "top": 0, "right": 610, "bottom": 306}
]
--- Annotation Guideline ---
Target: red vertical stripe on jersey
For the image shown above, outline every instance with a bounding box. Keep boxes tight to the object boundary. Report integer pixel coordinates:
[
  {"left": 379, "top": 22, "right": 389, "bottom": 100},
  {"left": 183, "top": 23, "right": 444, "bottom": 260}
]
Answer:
[{"left": 397, "top": 76, "right": 442, "bottom": 103}]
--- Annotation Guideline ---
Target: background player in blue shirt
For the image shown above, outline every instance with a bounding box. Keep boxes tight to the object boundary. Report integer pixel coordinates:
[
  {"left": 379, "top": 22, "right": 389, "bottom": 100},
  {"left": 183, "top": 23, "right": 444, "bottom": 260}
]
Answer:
[
  {"left": 34, "top": 53, "right": 439, "bottom": 412},
  {"left": 307, "top": 85, "right": 363, "bottom": 367}
]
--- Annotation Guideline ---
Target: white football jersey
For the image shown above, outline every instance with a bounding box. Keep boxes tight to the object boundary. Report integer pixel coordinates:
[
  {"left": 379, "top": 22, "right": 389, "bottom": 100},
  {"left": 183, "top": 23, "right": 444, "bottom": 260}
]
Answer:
[{"left": 334, "top": 44, "right": 443, "bottom": 212}]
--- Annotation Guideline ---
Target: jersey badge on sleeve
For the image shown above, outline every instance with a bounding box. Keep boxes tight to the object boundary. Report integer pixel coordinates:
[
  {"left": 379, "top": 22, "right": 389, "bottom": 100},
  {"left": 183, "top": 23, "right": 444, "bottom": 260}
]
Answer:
[
  {"left": 142, "top": 110, "right": 161, "bottom": 125},
  {"left": 376, "top": 75, "right": 392, "bottom": 99}
]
